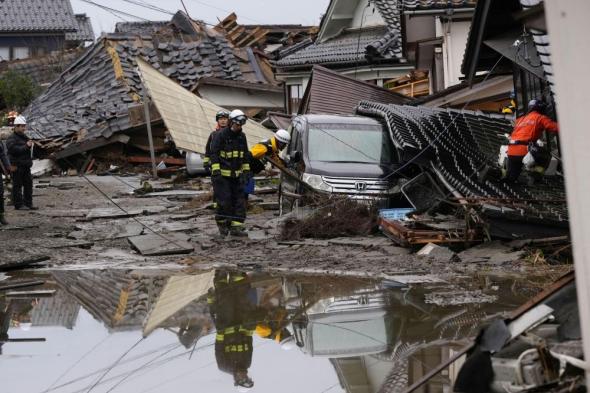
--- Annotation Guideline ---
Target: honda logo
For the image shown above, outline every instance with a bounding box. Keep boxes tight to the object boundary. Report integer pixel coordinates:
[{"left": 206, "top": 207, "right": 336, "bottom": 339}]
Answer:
[{"left": 355, "top": 182, "right": 368, "bottom": 191}]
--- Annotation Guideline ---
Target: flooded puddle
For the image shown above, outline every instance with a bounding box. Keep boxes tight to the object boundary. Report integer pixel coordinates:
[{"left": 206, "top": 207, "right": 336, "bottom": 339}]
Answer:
[{"left": 0, "top": 269, "right": 551, "bottom": 393}]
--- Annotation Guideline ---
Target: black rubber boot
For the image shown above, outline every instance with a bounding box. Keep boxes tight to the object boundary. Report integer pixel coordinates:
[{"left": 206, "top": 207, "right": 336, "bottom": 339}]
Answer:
[{"left": 229, "top": 226, "right": 248, "bottom": 238}]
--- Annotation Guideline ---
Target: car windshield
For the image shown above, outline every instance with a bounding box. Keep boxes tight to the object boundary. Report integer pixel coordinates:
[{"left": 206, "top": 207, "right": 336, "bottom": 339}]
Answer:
[{"left": 307, "top": 123, "right": 394, "bottom": 164}]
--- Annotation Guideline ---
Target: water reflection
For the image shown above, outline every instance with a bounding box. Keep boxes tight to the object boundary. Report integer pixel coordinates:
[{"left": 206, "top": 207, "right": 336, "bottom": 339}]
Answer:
[{"left": 0, "top": 269, "right": 545, "bottom": 393}]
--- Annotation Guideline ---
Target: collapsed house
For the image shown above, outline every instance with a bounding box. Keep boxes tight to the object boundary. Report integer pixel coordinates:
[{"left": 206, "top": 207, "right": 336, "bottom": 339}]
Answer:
[
  {"left": 21, "top": 11, "right": 303, "bottom": 166},
  {"left": 356, "top": 101, "right": 567, "bottom": 239}
]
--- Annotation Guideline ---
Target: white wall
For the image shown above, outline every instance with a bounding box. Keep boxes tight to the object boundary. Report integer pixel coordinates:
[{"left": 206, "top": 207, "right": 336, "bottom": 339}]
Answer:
[
  {"left": 545, "top": 0, "right": 590, "bottom": 381},
  {"left": 198, "top": 85, "right": 284, "bottom": 109},
  {"left": 437, "top": 17, "right": 471, "bottom": 88},
  {"left": 351, "top": 0, "right": 386, "bottom": 28}
]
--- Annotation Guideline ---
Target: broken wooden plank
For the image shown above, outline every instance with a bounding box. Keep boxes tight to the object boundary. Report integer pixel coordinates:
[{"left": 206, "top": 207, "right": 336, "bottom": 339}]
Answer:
[
  {"left": 136, "top": 190, "right": 208, "bottom": 198},
  {"left": 86, "top": 206, "right": 167, "bottom": 220},
  {"left": 54, "top": 134, "right": 131, "bottom": 160},
  {"left": 0, "top": 281, "right": 45, "bottom": 292},
  {"left": 128, "top": 233, "right": 194, "bottom": 256},
  {"left": 6, "top": 289, "right": 56, "bottom": 297}
]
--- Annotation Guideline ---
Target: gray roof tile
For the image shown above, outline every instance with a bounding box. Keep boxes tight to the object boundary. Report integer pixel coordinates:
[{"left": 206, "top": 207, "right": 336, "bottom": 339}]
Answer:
[
  {"left": 65, "top": 14, "right": 94, "bottom": 42},
  {"left": 401, "top": 0, "right": 477, "bottom": 10},
  {"left": 0, "top": 0, "right": 78, "bottom": 33},
  {"left": 275, "top": 27, "right": 403, "bottom": 68}
]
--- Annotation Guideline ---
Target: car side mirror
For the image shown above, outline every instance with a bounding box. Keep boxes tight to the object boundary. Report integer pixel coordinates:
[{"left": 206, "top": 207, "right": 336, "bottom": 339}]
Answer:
[{"left": 290, "top": 151, "right": 302, "bottom": 163}]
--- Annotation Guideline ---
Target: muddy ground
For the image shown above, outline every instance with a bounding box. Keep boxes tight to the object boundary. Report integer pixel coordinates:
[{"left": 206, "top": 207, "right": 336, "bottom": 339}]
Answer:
[{"left": 0, "top": 174, "right": 572, "bottom": 282}]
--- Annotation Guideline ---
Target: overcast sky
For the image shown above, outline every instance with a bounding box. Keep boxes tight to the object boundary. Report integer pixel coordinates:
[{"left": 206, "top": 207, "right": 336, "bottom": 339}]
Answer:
[{"left": 70, "top": 0, "right": 330, "bottom": 37}]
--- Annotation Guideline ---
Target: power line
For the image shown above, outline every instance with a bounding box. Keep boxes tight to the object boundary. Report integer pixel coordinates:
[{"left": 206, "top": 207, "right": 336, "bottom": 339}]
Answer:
[
  {"left": 78, "top": 0, "right": 149, "bottom": 21},
  {"left": 118, "top": 0, "right": 175, "bottom": 15},
  {"left": 185, "top": 0, "right": 264, "bottom": 24}
]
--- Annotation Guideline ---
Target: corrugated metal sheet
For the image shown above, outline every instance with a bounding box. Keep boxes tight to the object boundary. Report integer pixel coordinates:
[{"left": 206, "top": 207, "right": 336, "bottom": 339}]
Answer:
[
  {"left": 300, "top": 65, "right": 410, "bottom": 115},
  {"left": 137, "top": 58, "right": 274, "bottom": 153}
]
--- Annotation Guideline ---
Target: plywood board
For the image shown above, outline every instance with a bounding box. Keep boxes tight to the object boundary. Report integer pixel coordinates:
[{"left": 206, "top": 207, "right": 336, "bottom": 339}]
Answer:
[{"left": 136, "top": 58, "right": 273, "bottom": 153}]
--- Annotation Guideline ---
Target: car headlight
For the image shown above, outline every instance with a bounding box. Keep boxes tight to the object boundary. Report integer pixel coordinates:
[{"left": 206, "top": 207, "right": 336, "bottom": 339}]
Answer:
[{"left": 302, "top": 173, "right": 332, "bottom": 192}]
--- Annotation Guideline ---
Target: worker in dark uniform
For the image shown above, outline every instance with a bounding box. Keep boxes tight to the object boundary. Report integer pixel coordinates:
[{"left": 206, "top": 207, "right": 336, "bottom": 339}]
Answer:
[
  {"left": 204, "top": 110, "right": 230, "bottom": 174},
  {"left": 0, "top": 138, "right": 10, "bottom": 225},
  {"left": 208, "top": 271, "right": 258, "bottom": 390},
  {"left": 6, "top": 115, "right": 37, "bottom": 210},
  {"left": 209, "top": 109, "right": 250, "bottom": 237},
  {"left": 504, "top": 99, "right": 559, "bottom": 183}
]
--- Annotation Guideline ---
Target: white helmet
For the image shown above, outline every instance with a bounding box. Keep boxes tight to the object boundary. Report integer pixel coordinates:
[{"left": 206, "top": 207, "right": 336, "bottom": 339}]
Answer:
[
  {"left": 274, "top": 129, "right": 291, "bottom": 144},
  {"left": 13, "top": 115, "right": 26, "bottom": 125},
  {"left": 229, "top": 109, "right": 247, "bottom": 125}
]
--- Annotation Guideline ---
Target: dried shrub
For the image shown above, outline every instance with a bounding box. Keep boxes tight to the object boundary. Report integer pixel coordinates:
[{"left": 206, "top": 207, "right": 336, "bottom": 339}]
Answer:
[{"left": 280, "top": 197, "right": 379, "bottom": 240}]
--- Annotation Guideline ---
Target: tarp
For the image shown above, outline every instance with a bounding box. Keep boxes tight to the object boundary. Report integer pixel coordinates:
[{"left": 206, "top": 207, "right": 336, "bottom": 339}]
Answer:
[
  {"left": 142, "top": 271, "right": 215, "bottom": 337},
  {"left": 136, "top": 58, "right": 273, "bottom": 153}
]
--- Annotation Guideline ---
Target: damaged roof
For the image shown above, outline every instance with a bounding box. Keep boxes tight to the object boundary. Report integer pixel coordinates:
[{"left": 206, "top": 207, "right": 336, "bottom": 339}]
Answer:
[
  {"left": 114, "top": 20, "right": 170, "bottom": 35},
  {"left": 23, "top": 11, "right": 274, "bottom": 142},
  {"left": 0, "top": 48, "right": 84, "bottom": 85},
  {"left": 0, "top": 0, "right": 79, "bottom": 33},
  {"left": 65, "top": 14, "right": 95, "bottom": 42},
  {"left": 401, "top": 0, "right": 477, "bottom": 10},
  {"left": 276, "top": 0, "right": 403, "bottom": 69},
  {"left": 356, "top": 102, "right": 567, "bottom": 224},
  {"left": 275, "top": 26, "right": 403, "bottom": 68}
]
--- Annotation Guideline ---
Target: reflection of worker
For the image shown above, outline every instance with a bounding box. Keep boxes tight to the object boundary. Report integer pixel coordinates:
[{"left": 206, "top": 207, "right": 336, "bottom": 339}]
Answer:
[
  {"left": 0, "top": 297, "right": 11, "bottom": 355},
  {"left": 6, "top": 115, "right": 37, "bottom": 210},
  {"left": 209, "top": 110, "right": 250, "bottom": 237},
  {"left": 208, "top": 271, "right": 257, "bottom": 390},
  {"left": 504, "top": 99, "right": 559, "bottom": 183},
  {"left": 244, "top": 129, "right": 291, "bottom": 197},
  {"left": 204, "top": 110, "right": 230, "bottom": 174},
  {"left": 0, "top": 139, "right": 10, "bottom": 225}
]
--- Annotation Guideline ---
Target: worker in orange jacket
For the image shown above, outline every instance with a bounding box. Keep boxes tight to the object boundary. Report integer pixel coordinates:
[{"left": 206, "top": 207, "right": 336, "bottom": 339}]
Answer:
[{"left": 504, "top": 99, "right": 559, "bottom": 183}]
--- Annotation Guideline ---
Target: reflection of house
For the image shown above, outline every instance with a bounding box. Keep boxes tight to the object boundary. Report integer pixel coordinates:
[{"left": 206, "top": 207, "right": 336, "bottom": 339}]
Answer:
[
  {"left": 274, "top": 0, "right": 479, "bottom": 113},
  {"left": 0, "top": 0, "right": 93, "bottom": 61},
  {"left": 30, "top": 290, "right": 80, "bottom": 329}
]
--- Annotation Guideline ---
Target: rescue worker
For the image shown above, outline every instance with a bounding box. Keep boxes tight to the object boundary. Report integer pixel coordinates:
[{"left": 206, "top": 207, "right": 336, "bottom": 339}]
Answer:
[
  {"left": 249, "top": 129, "right": 291, "bottom": 174},
  {"left": 502, "top": 91, "right": 517, "bottom": 115},
  {"left": 0, "top": 138, "right": 10, "bottom": 225},
  {"left": 504, "top": 99, "right": 559, "bottom": 183},
  {"left": 209, "top": 109, "right": 250, "bottom": 237},
  {"left": 6, "top": 115, "right": 37, "bottom": 210},
  {"left": 204, "top": 110, "right": 230, "bottom": 174},
  {"left": 208, "top": 271, "right": 257, "bottom": 390}
]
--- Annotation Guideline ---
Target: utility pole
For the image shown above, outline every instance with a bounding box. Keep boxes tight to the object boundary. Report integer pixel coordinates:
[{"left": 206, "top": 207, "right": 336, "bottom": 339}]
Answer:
[
  {"left": 545, "top": 0, "right": 590, "bottom": 380},
  {"left": 143, "top": 94, "right": 158, "bottom": 179}
]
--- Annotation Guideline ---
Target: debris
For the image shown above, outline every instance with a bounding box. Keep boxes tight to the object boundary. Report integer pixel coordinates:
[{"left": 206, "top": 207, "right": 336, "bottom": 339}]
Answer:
[
  {"left": 31, "top": 159, "right": 57, "bottom": 178},
  {"left": 327, "top": 237, "right": 391, "bottom": 248},
  {"left": 6, "top": 289, "right": 56, "bottom": 297},
  {"left": 0, "top": 280, "right": 45, "bottom": 292},
  {"left": 86, "top": 206, "right": 167, "bottom": 220},
  {"left": 416, "top": 242, "right": 457, "bottom": 263},
  {"left": 458, "top": 241, "right": 525, "bottom": 264},
  {"left": 280, "top": 198, "right": 378, "bottom": 240},
  {"left": 127, "top": 233, "right": 194, "bottom": 256},
  {"left": 424, "top": 290, "right": 497, "bottom": 306},
  {"left": 380, "top": 216, "right": 482, "bottom": 247},
  {"left": 0, "top": 256, "right": 50, "bottom": 272},
  {"left": 256, "top": 201, "right": 279, "bottom": 211},
  {"left": 136, "top": 190, "right": 208, "bottom": 198}
]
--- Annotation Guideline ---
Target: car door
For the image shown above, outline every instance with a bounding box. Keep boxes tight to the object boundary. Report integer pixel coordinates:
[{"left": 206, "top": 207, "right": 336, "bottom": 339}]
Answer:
[{"left": 280, "top": 121, "right": 303, "bottom": 214}]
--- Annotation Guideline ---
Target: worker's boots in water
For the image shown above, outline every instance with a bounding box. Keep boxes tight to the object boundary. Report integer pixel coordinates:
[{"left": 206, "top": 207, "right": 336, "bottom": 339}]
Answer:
[{"left": 0, "top": 214, "right": 8, "bottom": 226}]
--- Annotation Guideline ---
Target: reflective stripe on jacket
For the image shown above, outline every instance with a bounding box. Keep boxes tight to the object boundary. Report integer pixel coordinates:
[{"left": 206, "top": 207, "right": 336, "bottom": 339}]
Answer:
[
  {"left": 210, "top": 127, "right": 250, "bottom": 177},
  {"left": 507, "top": 111, "right": 559, "bottom": 156}
]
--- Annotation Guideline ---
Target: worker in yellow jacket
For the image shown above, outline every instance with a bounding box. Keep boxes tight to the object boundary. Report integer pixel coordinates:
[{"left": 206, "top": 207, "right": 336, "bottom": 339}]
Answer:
[{"left": 244, "top": 129, "right": 291, "bottom": 196}]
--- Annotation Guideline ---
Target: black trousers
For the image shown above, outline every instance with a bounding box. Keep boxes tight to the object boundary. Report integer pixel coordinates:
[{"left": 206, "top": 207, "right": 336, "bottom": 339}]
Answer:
[
  {"left": 505, "top": 155, "right": 524, "bottom": 183},
  {"left": 0, "top": 174, "right": 4, "bottom": 213},
  {"left": 213, "top": 176, "right": 245, "bottom": 227},
  {"left": 12, "top": 166, "right": 33, "bottom": 208}
]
